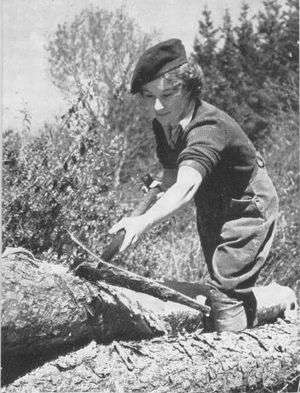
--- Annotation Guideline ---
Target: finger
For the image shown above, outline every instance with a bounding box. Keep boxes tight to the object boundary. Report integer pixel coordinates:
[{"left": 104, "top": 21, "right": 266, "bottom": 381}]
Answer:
[
  {"left": 149, "top": 180, "right": 162, "bottom": 189},
  {"left": 157, "top": 191, "right": 165, "bottom": 199},
  {"left": 109, "top": 220, "right": 125, "bottom": 235},
  {"left": 120, "top": 232, "right": 134, "bottom": 252},
  {"left": 131, "top": 234, "right": 138, "bottom": 245},
  {"left": 120, "top": 234, "right": 139, "bottom": 252}
]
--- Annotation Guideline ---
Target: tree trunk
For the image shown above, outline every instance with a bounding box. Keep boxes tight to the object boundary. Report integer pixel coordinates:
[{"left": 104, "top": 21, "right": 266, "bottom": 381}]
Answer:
[
  {"left": 2, "top": 248, "right": 297, "bottom": 391},
  {"left": 1, "top": 248, "right": 202, "bottom": 384},
  {"left": 3, "top": 319, "right": 297, "bottom": 393}
]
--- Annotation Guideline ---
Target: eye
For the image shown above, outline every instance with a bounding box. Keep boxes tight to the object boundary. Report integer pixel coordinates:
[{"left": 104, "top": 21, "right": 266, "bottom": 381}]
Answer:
[{"left": 162, "top": 92, "right": 173, "bottom": 98}]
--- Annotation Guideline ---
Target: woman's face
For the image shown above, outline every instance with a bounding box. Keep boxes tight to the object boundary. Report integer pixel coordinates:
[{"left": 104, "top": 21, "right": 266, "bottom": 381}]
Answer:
[{"left": 140, "top": 77, "right": 191, "bottom": 129}]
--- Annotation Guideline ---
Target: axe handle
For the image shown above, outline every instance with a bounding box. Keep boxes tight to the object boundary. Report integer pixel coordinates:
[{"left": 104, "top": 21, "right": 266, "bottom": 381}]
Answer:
[{"left": 101, "top": 186, "right": 161, "bottom": 262}]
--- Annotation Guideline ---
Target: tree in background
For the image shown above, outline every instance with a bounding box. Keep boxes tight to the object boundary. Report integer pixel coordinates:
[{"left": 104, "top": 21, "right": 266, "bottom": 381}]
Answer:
[
  {"left": 193, "top": 8, "right": 236, "bottom": 120},
  {"left": 47, "top": 6, "right": 156, "bottom": 187},
  {"left": 217, "top": 9, "right": 241, "bottom": 87},
  {"left": 234, "top": 2, "right": 259, "bottom": 81},
  {"left": 282, "top": 0, "right": 299, "bottom": 71},
  {"left": 193, "top": 0, "right": 299, "bottom": 142},
  {"left": 256, "top": 0, "right": 299, "bottom": 113},
  {"left": 257, "top": 0, "right": 298, "bottom": 82},
  {"left": 193, "top": 6, "right": 218, "bottom": 70},
  {"left": 2, "top": 6, "right": 157, "bottom": 257}
]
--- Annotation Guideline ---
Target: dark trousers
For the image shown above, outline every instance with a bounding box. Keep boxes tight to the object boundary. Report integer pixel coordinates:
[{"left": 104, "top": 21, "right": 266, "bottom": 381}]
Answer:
[{"left": 197, "top": 165, "right": 279, "bottom": 331}]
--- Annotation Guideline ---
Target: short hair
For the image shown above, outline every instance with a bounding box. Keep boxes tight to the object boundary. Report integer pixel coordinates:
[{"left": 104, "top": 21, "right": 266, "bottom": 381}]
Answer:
[{"left": 162, "top": 61, "right": 204, "bottom": 99}]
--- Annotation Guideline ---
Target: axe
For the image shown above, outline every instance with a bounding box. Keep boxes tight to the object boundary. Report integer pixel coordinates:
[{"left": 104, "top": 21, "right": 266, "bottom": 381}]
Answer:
[{"left": 69, "top": 174, "right": 211, "bottom": 316}]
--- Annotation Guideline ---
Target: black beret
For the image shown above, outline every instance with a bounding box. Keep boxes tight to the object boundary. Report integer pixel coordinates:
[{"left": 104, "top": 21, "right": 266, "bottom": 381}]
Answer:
[{"left": 130, "top": 39, "right": 187, "bottom": 94}]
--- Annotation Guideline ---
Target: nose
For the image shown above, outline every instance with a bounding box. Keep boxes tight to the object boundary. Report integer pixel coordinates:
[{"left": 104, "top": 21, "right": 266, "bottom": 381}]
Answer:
[{"left": 154, "top": 98, "right": 164, "bottom": 111}]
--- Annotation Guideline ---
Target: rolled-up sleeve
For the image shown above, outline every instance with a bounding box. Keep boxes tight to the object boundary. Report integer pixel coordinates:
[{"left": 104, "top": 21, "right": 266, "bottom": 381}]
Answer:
[{"left": 177, "top": 124, "right": 226, "bottom": 179}]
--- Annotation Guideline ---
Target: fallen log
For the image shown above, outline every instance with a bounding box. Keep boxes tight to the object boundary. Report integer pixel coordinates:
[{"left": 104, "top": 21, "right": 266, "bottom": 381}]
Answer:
[
  {"left": 2, "top": 248, "right": 298, "bottom": 389},
  {"left": 3, "top": 319, "right": 298, "bottom": 393},
  {"left": 1, "top": 248, "right": 203, "bottom": 384}
]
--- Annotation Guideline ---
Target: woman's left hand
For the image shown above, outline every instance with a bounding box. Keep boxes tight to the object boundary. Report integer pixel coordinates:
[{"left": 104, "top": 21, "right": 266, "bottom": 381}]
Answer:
[{"left": 108, "top": 215, "right": 150, "bottom": 252}]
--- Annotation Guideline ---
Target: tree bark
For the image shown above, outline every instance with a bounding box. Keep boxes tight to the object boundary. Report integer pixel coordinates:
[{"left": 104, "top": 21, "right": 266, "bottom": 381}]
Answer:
[
  {"left": 3, "top": 319, "right": 297, "bottom": 393},
  {"left": 2, "top": 248, "right": 297, "bottom": 391},
  {"left": 1, "top": 248, "right": 203, "bottom": 383}
]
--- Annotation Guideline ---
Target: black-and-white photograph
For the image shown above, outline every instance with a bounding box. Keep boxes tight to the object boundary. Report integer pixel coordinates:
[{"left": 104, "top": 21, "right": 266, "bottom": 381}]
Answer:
[{"left": 2, "top": 0, "right": 299, "bottom": 391}]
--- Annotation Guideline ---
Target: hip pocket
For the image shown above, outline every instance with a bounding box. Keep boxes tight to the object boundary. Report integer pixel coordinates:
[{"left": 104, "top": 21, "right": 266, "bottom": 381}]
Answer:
[
  {"left": 248, "top": 168, "right": 279, "bottom": 221},
  {"left": 227, "top": 196, "right": 261, "bottom": 220}
]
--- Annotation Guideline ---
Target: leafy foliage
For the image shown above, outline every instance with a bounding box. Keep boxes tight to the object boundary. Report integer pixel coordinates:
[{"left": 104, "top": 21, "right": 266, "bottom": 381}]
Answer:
[
  {"left": 47, "top": 6, "right": 158, "bottom": 187},
  {"left": 3, "top": 102, "right": 115, "bottom": 257}
]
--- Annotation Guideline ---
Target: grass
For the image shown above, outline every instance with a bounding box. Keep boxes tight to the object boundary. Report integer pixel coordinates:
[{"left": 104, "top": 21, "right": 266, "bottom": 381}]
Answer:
[{"left": 257, "top": 108, "right": 299, "bottom": 292}]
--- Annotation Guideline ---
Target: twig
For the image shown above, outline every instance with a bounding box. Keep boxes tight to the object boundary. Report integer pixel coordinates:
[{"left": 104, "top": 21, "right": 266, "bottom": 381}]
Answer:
[
  {"left": 113, "top": 342, "right": 134, "bottom": 371},
  {"left": 241, "top": 331, "right": 269, "bottom": 351},
  {"left": 119, "top": 342, "right": 154, "bottom": 358},
  {"left": 278, "top": 371, "right": 300, "bottom": 392},
  {"left": 193, "top": 334, "right": 217, "bottom": 350},
  {"left": 220, "top": 346, "right": 243, "bottom": 353},
  {"left": 178, "top": 341, "right": 194, "bottom": 360},
  {"left": 67, "top": 230, "right": 134, "bottom": 276}
]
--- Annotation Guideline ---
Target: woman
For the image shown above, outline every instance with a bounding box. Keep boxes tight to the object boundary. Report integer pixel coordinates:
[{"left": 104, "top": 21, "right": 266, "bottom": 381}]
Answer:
[{"left": 109, "top": 39, "right": 279, "bottom": 332}]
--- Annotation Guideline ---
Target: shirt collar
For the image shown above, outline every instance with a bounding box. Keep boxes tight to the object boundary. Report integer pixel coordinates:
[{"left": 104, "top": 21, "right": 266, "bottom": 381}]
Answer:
[{"left": 179, "top": 102, "right": 195, "bottom": 130}]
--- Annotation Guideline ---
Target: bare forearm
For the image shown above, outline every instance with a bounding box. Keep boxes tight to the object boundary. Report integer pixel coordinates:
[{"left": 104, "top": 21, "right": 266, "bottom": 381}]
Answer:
[
  {"left": 109, "top": 166, "right": 202, "bottom": 252},
  {"left": 142, "top": 181, "right": 196, "bottom": 228}
]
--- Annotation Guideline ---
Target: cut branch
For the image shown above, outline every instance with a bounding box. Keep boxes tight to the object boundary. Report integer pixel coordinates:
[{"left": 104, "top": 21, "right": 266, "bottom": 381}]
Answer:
[
  {"left": 67, "top": 230, "right": 210, "bottom": 316},
  {"left": 75, "top": 262, "right": 211, "bottom": 315}
]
